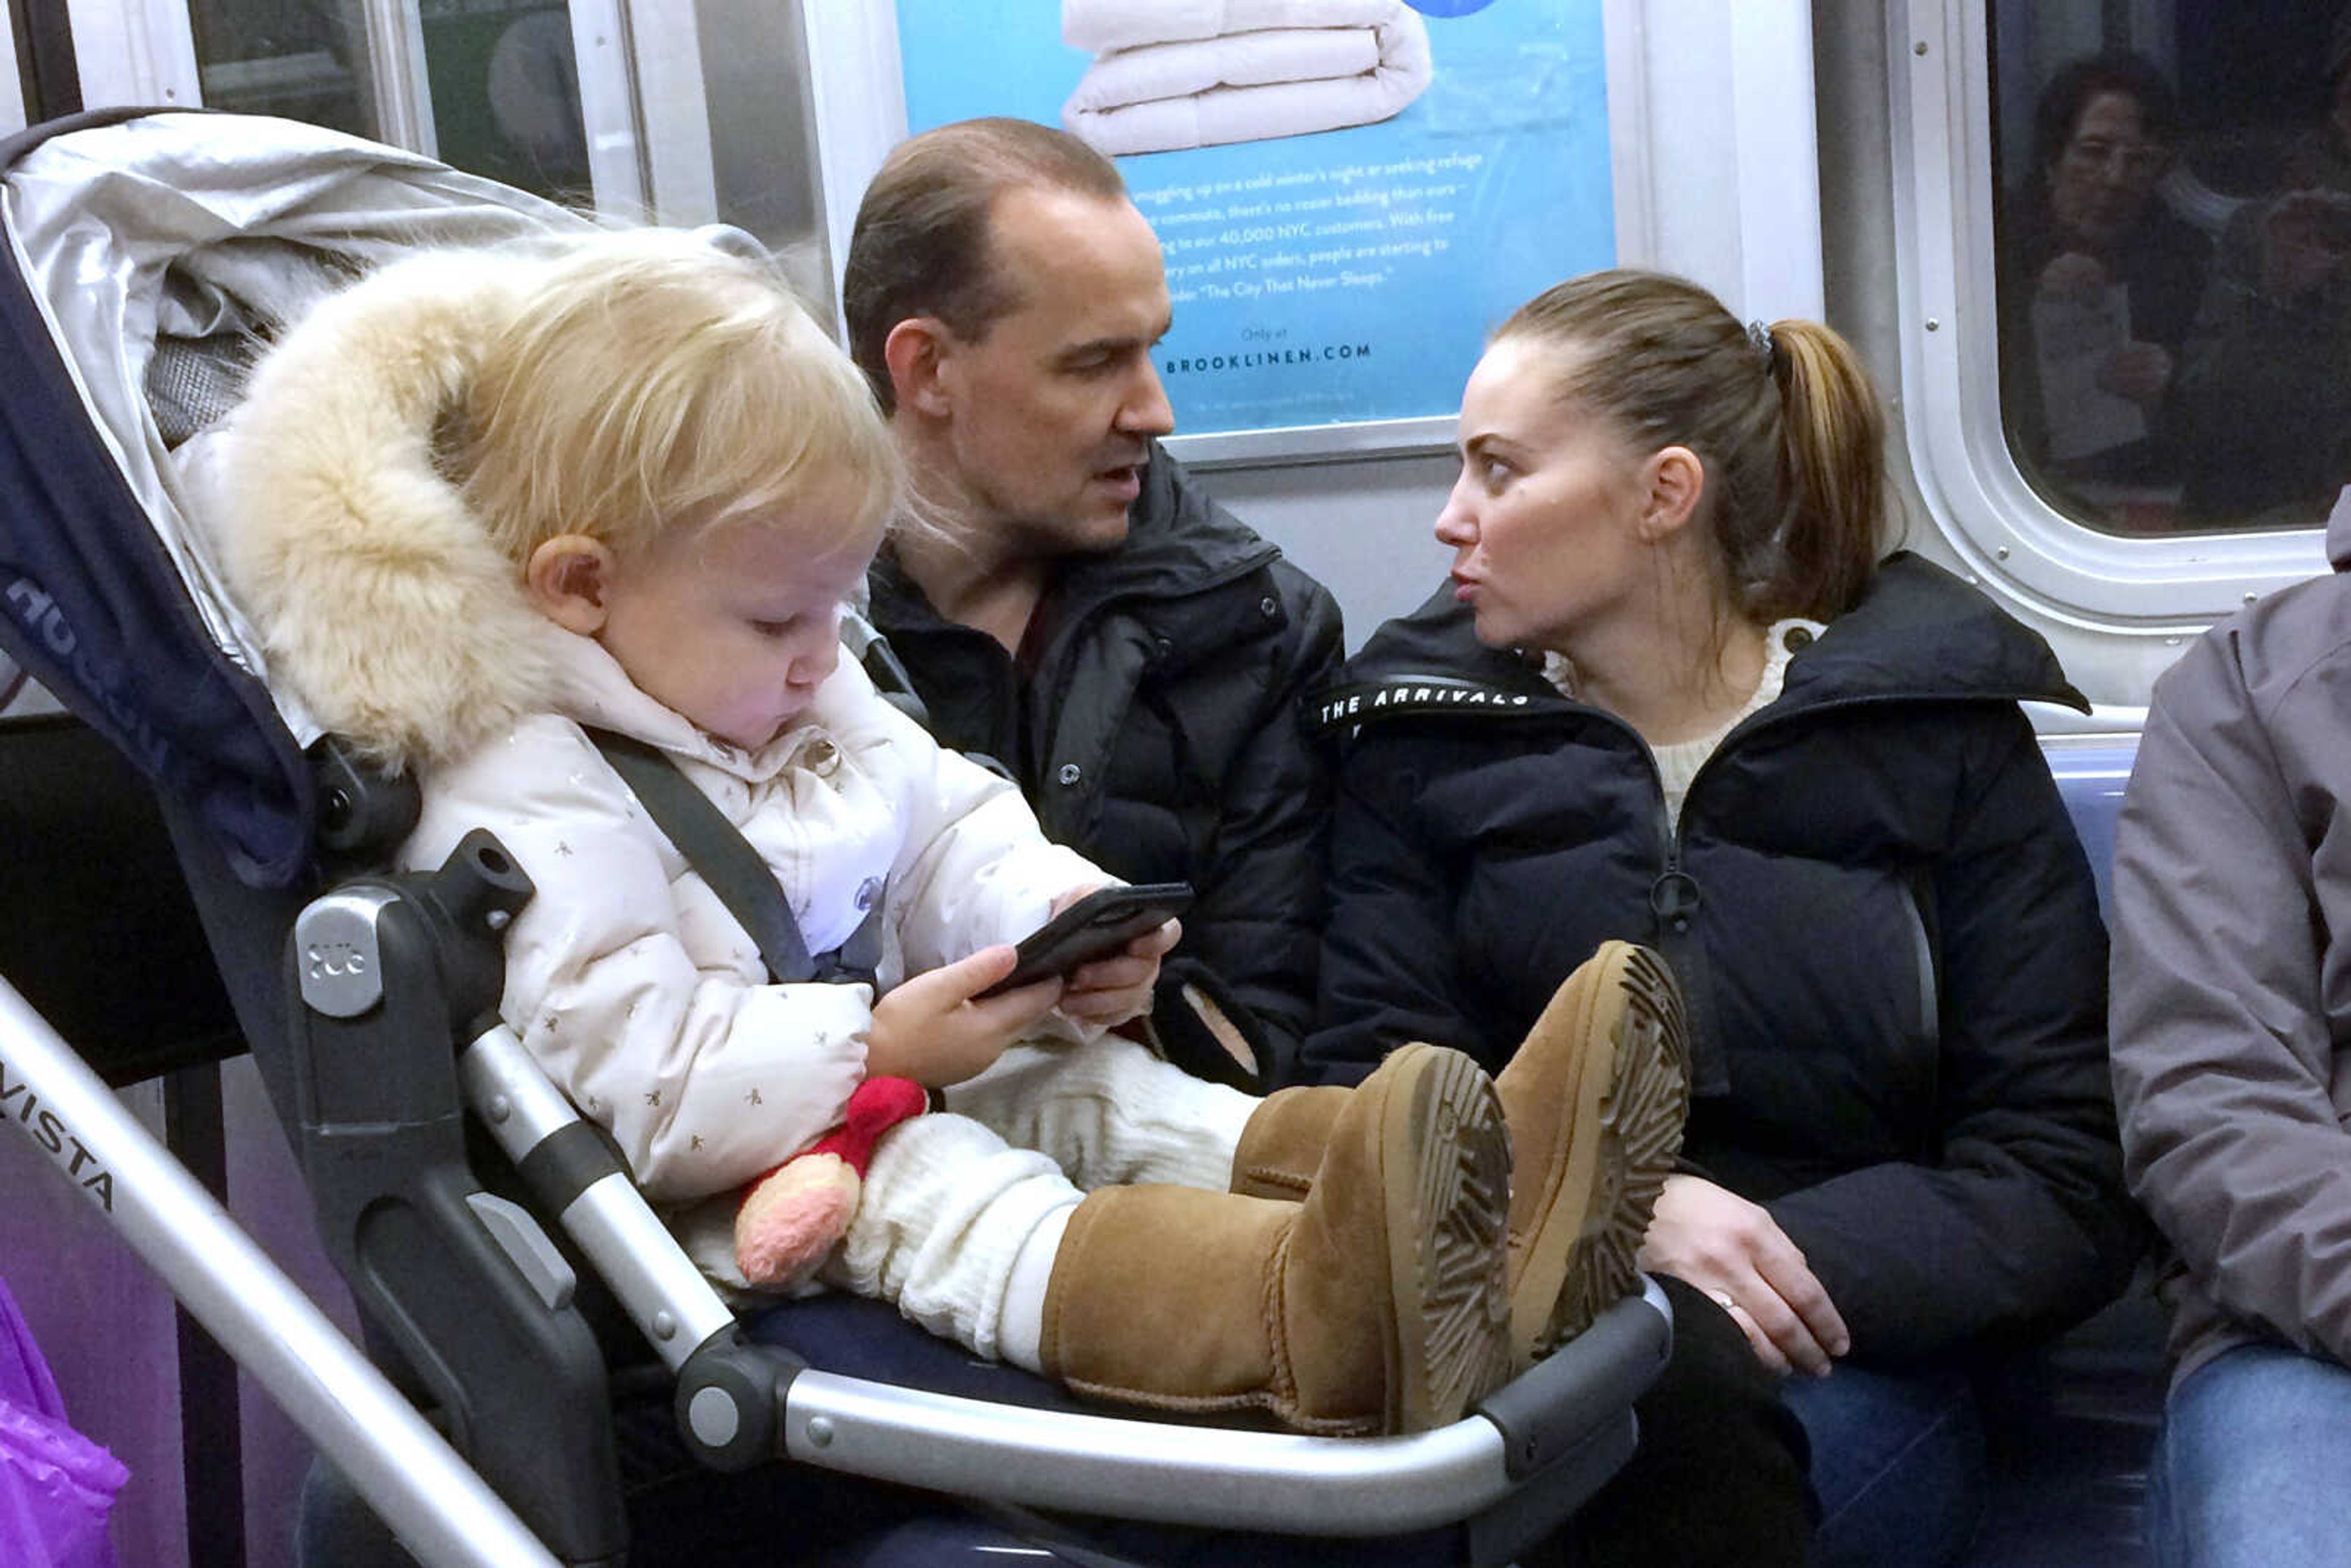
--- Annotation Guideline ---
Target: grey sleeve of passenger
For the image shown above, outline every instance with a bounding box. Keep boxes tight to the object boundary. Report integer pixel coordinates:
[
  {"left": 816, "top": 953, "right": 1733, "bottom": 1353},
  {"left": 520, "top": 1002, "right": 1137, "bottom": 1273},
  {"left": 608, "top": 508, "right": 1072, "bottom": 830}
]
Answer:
[{"left": 2111, "top": 631, "right": 2351, "bottom": 1368}]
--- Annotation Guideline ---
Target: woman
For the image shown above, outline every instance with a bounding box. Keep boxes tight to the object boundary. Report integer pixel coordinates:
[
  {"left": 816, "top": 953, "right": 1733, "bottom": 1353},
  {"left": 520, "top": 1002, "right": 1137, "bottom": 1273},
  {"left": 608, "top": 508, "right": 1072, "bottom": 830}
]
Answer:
[
  {"left": 2003, "top": 52, "right": 2210, "bottom": 495},
  {"left": 1295, "top": 271, "right": 2140, "bottom": 1567}
]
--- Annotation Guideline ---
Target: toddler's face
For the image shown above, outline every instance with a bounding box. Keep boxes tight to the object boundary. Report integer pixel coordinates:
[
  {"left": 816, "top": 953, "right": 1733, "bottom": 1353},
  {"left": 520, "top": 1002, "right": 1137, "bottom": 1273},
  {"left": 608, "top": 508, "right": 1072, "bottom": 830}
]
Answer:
[{"left": 597, "top": 479, "right": 882, "bottom": 750}]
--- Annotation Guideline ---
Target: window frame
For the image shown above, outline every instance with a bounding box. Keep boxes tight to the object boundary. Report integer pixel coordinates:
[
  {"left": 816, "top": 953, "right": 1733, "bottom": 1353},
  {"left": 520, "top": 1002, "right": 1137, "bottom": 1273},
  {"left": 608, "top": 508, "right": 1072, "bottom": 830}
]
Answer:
[
  {"left": 52, "top": 0, "right": 729, "bottom": 225},
  {"left": 2, "top": 0, "right": 28, "bottom": 133},
  {"left": 1889, "top": 0, "right": 2329, "bottom": 629}
]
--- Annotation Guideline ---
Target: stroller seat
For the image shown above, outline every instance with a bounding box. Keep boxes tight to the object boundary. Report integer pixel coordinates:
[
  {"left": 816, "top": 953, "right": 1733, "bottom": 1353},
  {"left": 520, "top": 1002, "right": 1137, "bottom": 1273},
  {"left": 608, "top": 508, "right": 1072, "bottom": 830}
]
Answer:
[{"left": 0, "top": 108, "right": 1672, "bottom": 1568}]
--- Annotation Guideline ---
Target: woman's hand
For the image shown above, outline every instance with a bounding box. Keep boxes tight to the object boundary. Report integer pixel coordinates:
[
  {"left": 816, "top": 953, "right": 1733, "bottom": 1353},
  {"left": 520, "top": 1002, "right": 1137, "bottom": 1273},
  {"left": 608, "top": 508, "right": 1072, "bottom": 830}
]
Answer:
[
  {"left": 2036, "top": 250, "right": 2110, "bottom": 298},
  {"left": 2097, "top": 340, "right": 2174, "bottom": 406},
  {"left": 864, "top": 945, "right": 1064, "bottom": 1088},
  {"left": 1637, "top": 1174, "right": 1852, "bottom": 1377},
  {"left": 1049, "top": 885, "right": 1181, "bottom": 1027}
]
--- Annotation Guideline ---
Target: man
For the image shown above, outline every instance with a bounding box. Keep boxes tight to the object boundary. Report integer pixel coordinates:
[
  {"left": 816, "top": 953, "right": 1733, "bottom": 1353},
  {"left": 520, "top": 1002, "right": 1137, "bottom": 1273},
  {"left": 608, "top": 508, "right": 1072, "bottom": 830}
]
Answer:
[
  {"left": 2109, "top": 509, "right": 2351, "bottom": 1567},
  {"left": 842, "top": 118, "right": 1344, "bottom": 1088}
]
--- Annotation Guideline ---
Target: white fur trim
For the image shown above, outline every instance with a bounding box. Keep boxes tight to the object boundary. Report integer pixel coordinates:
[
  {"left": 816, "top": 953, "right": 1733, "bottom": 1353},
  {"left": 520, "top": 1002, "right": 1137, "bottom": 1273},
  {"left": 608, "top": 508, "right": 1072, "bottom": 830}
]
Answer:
[{"left": 214, "top": 250, "right": 549, "bottom": 770}]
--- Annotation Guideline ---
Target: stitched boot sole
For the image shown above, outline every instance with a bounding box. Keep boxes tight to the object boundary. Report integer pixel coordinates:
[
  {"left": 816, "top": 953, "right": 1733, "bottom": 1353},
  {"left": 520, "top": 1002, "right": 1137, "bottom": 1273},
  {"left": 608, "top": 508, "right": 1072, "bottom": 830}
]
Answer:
[
  {"left": 1380, "top": 1044, "right": 1515, "bottom": 1432},
  {"left": 1510, "top": 944, "right": 1691, "bottom": 1364}
]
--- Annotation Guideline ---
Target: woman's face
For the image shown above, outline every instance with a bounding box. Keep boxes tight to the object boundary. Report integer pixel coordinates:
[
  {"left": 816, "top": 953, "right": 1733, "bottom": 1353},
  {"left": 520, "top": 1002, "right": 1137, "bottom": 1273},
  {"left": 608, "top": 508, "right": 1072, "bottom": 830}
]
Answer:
[
  {"left": 2047, "top": 90, "right": 2166, "bottom": 249},
  {"left": 1434, "top": 336, "right": 1654, "bottom": 654}
]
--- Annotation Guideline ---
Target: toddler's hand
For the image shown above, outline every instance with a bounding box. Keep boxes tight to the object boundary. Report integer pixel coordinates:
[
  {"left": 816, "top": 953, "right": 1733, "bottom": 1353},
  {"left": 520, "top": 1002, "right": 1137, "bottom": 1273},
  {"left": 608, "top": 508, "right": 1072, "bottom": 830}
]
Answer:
[
  {"left": 865, "top": 946, "right": 1063, "bottom": 1087},
  {"left": 1054, "top": 887, "right": 1180, "bottom": 1028}
]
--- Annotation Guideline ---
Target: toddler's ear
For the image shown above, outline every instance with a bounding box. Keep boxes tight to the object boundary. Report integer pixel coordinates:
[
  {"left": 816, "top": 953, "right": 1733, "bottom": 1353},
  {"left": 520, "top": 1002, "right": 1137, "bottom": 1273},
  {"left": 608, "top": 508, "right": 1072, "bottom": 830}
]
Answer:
[{"left": 525, "top": 535, "right": 615, "bottom": 633}]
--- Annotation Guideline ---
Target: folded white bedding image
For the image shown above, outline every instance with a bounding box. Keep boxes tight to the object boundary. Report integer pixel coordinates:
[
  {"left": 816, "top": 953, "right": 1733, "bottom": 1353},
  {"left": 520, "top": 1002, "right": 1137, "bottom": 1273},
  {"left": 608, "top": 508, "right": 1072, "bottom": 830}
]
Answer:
[{"left": 1062, "top": 0, "right": 1434, "bottom": 156}]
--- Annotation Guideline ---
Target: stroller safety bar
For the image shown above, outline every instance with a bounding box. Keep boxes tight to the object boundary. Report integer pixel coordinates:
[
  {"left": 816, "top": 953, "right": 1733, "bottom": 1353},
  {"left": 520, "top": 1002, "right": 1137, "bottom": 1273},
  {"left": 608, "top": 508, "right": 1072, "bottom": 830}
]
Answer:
[
  {"left": 0, "top": 972, "right": 566, "bottom": 1568},
  {"left": 456, "top": 1023, "right": 736, "bottom": 1369},
  {"left": 773, "top": 1279, "right": 1673, "bottom": 1536}
]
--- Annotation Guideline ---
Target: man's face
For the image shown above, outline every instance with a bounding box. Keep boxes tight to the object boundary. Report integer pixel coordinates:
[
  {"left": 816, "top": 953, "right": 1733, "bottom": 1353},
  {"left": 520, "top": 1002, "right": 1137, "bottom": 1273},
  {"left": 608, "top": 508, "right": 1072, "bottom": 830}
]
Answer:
[{"left": 929, "top": 187, "right": 1174, "bottom": 556}]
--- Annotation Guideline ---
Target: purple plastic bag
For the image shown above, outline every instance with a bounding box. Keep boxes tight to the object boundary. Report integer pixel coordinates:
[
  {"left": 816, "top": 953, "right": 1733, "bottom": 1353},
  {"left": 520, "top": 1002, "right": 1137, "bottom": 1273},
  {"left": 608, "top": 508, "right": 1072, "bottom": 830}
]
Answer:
[{"left": 0, "top": 1276, "right": 126, "bottom": 1568}]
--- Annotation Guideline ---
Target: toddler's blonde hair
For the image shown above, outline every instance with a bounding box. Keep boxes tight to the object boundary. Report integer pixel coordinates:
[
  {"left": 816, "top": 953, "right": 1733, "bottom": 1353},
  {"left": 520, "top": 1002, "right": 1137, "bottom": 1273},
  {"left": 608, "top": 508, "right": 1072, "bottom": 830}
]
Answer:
[
  {"left": 448, "top": 228, "right": 902, "bottom": 565},
  {"left": 222, "top": 225, "right": 903, "bottom": 773}
]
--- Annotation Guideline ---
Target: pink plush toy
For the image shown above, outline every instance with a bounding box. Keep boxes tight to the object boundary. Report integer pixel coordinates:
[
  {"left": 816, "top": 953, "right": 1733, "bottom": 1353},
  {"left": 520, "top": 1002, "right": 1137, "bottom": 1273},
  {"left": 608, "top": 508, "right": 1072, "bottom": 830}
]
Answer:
[{"left": 734, "top": 1076, "right": 928, "bottom": 1288}]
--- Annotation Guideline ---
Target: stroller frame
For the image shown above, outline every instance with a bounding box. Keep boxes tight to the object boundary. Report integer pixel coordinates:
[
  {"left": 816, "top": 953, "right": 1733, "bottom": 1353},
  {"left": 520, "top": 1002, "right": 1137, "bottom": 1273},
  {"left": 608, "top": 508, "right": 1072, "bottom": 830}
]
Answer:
[{"left": 0, "top": 107, "right": 1671, "bottom": 1567}]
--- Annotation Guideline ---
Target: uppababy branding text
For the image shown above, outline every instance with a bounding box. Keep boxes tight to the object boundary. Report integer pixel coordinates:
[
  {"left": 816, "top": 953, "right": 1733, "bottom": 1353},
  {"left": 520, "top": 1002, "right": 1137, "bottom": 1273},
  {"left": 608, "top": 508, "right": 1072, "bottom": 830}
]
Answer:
[
  {"left": 0, "top": 1054, "right": 113, "bottom": 1211},
  {"left": 4, "top": 576, "right": 170, "bottom": 775}
]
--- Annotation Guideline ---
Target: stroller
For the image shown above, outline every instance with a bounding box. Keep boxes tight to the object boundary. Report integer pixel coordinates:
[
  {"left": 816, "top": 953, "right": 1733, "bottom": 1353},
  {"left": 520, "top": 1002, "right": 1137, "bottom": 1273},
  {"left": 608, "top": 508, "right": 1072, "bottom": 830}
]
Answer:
[{"left": 0, "top": 108, "right": 1672, "bottom": 1567}]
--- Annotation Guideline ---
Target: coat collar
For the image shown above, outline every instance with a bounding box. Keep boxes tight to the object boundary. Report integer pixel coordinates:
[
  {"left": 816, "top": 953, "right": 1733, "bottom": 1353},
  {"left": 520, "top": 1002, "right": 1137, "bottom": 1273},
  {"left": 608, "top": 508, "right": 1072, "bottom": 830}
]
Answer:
[
  {"left": 1322, "top": 552, "right": 2087, "bottom": 735},
  {"left": 871, "top": 443, "right": 1280, "bottom": 642},
  {"left": 865, "top": 441, "right": 1278, "bottom": 667}
]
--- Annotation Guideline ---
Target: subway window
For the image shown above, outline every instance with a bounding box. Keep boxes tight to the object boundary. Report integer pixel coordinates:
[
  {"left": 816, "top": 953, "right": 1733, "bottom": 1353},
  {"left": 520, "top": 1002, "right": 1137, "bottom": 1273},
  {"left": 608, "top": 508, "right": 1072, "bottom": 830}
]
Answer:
[
  {"left": 184, "top": 0, "right": 372, "bottom": 141},
  {"left": 1992, "top": 1, "right": 2351, "bottom": 538},
  {"left": 186, "top": 0, "right": 592, "bottom": 203}
]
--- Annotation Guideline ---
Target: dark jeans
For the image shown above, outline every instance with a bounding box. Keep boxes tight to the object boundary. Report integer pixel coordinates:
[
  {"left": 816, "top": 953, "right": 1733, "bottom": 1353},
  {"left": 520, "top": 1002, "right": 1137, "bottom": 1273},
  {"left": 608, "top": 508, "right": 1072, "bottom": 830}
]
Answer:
[{"left": 1782, "top": 1354, "right": 1985, "bottom": 1568}]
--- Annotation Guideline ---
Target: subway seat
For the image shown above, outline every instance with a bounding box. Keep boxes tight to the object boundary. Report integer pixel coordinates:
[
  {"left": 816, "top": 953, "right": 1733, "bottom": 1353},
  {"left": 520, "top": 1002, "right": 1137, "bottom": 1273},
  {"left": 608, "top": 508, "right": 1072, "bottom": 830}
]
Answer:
[{"left": 1960, "top": 733, "right": 2162, "bottom": 1568}]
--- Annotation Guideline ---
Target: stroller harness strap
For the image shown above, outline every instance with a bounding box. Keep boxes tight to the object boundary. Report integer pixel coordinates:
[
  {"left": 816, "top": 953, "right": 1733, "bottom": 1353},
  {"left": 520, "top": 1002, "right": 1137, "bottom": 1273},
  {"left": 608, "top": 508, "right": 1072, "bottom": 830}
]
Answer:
[{"left": 583, "top": 729, "right": 880, "bottom": 988}]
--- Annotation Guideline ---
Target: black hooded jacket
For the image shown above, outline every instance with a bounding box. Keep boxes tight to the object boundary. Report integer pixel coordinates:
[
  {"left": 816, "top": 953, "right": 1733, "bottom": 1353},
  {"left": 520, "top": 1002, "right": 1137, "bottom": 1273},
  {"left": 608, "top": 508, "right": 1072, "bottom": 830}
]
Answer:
[
  {"left": 868, "top": 446, "right": 1344, "bottom": 1082},
  {"left": 1297, "top": 553, "right": 2139, "bottom": 1364}
]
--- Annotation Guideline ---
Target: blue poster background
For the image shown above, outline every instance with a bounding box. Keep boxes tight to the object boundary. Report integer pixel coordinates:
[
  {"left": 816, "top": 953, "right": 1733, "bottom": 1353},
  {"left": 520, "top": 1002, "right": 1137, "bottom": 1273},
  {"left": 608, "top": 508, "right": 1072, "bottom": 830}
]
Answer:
[{"left": 893, "top": 1, "right": 1614, "bottom": 437}]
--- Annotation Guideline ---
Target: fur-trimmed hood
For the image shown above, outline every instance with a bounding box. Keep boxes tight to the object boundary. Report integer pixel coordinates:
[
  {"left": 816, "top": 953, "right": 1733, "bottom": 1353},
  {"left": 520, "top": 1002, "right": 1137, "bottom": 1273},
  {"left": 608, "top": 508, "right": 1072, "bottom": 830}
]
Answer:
[{"left": 202, "top": 248, "right": 553, "bottom": 773}]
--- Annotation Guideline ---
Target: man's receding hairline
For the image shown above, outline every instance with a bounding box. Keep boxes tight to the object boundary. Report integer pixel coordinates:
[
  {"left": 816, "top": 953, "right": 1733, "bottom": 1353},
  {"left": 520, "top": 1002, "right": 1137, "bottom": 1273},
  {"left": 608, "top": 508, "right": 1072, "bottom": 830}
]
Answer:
[{"left": 967, "top": 183, "right": 1150, "bottom": 341}]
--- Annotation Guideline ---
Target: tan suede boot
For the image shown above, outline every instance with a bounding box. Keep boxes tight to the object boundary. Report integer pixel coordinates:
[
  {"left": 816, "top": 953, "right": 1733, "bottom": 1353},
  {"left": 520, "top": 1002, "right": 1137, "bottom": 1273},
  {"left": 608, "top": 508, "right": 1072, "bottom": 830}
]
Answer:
[
  {"left": 1229, "top": 1084, "right": 1348, "bottom": 1200},
  {"left": 1041, "top": 1041, "right": 1512, "bottom": 1436},
  {"left": 1498, "top": 940, "right": 1689, "bottom": 1365},
  {"left": 1229, "top": 950, "right": 1688, "bottom": 1367}
]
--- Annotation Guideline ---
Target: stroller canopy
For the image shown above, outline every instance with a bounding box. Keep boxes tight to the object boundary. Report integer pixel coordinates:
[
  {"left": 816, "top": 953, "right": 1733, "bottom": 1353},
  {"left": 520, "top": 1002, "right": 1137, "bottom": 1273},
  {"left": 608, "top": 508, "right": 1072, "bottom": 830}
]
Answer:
[{"left": 0, "top": 110, "right": 590, "bottom": 885}]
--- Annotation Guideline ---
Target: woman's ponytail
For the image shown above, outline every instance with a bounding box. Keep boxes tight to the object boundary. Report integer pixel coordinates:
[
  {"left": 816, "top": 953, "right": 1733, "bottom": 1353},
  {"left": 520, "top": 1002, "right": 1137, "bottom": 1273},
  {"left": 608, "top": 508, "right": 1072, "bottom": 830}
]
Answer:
[{"left": 1758, "top": 318, "right": 1886, "bottom": 622}]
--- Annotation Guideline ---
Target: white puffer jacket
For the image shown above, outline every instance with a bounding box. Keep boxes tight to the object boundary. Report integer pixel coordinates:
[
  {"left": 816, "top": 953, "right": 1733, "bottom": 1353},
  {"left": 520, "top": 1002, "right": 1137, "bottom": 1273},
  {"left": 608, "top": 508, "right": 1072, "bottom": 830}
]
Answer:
[
  {"left": 400, "top": 622, "right": 1098, "bottom": 1201},
  {"left": 193, "top": 246, "right": 1103, "bottom": 1203}
]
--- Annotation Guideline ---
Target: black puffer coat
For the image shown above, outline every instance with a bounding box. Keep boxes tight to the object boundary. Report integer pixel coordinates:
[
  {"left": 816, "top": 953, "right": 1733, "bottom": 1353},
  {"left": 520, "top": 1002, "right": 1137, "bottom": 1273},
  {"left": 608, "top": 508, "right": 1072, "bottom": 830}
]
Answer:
[
  {"left": 868, "top": 446, "right": 1344, "bottom": 1084},
  {"left": 1297, "top": 553, "right": 2139, "bottom": 1363}
]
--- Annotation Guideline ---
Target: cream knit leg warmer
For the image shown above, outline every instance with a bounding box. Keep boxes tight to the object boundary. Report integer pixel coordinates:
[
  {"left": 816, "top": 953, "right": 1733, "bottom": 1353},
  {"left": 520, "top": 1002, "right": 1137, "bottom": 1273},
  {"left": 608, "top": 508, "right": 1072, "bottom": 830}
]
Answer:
[
  {"left": 946, "top": 1033, "right": 1259, "bottom": 1193},
  {"left": 820, "top": 1109, "right": 1079, "bottom": 1365}
]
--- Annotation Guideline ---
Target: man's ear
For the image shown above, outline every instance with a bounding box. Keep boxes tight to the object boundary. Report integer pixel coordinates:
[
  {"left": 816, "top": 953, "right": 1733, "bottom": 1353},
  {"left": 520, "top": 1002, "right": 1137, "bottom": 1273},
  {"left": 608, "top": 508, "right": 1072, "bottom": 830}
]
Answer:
[
  {"left": 1638, "top": 445, "right": 1706, "bottom": 544},
  {"left": 525, "top": 535, "right": 617, "bottom": 634},
  {"left": 882, "top": 316, "right": 959, "bottom": 419}
]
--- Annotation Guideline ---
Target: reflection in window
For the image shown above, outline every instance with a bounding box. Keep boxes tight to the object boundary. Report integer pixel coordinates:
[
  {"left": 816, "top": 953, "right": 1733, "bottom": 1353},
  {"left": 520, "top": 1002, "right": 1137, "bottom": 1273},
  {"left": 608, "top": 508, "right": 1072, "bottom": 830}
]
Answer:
[
  {"left": 1993, "top": 2, "right": 2351, "bottom": 536},
  {"left": 187, "top": 0, "right": 372, "bottom": 138},
  {"left": 189, "top": 0, "right": 592, "bottom": 204},
  {"left": 429, "top": 2, "right": 591, "bottom": 200}
]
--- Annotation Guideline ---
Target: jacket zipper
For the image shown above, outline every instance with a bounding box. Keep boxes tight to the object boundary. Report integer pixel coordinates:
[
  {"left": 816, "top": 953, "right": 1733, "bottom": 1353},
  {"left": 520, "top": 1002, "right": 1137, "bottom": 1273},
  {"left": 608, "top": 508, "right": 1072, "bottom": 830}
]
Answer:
[{"left": 1564, "top": 703, "right": 1724, "bottom": 1093}]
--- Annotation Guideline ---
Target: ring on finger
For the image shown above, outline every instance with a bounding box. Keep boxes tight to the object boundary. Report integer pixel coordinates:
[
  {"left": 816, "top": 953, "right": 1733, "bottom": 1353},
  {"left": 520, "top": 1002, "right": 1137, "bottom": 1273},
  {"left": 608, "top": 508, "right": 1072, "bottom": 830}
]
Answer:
[{"left": 1710, "top": 1289, "right": 1738, "bottom": 1314}]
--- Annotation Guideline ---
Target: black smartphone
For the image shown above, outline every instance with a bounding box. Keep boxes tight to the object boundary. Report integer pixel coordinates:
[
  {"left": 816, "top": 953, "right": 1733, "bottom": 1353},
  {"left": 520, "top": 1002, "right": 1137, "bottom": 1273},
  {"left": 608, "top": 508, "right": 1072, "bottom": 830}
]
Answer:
[{"left": 977, "top": 882, "right": 1194, "bottom": 997}]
